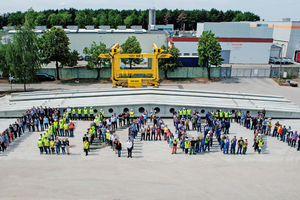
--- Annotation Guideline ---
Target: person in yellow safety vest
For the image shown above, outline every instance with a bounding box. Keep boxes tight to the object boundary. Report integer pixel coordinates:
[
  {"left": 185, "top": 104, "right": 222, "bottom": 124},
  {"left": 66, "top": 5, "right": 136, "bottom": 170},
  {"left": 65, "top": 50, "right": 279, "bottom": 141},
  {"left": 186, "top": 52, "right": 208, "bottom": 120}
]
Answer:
[
  {"left": 53, "top": 120, "right": 58, "bottom": 137},
  {"left": 89, "top": 107, "right": 94, "bottom": 121},
  {"left": 50, "top": 139, "right": 55, "bottom": 154},
  {"left": 78, "top": 107, "right": 82, "bottom": 120},
  {"left": 254, "top": 134, "right": 261, "bottom": 152},
  {"left": 48, "top": 128, "right": 51, "bottom": 139},
  {"left": 229, "top": 111, "right": 232, "bottom": 122},
  {"left": 41, "top": 133, "right": 46, "bottom": 141},
  {"left": 84, "top": 107, "right": 88, "bottom": 121},
  {"left": 187, "top": 108, "right": 191, "bottom": 118},
  {"left": 130, "top": 109, "right": 134, "bottom": 123},
  {"left": 211, "top": 110, "right": 215, "bottom": 117},
  {"left": 37, "top": 138, "right": 44, "bottom": 154},
  {"left": 179, "top": 109, "right": 183, "bottom": 118},
  {"left": 184, "top": 138, "right": 190, "bottom": 154},
  {"left": 100, "top": 109, "right": 105, "bottom": 119},
  {"left": 44, "top": 137, "right": 50, "bottom": 154},
  {"left": 224, "top": 111, "right": 229, "bottom": 120},
  {"left": 106, "top": 131, "right": 111, "bottom": 145},
  {"left": 257, "top": 138, "right": 264, "bottom": 154},
  {"left": 72, "top": 107, "right": 76, "bottom": 120},
  {"left": 215, "top": 110, "right": 219, "bottom": 118},
  {"left": 243, "top": 138, "right": 248, "bottom": 154},
  {"left": 237, "top": 110, "right": 241, "bottom": 123},
  {"left": 67, "top": 106, "right": 71, "bottom": 118},
  {"left": 64, "top": 121, "right": 69, "bottom": 137},
  {"left": 205, "top": 134, "right": 210, "bottom": 151},
  {"left": 219, "top": 110, "right": 223, "bottom": 119},
  {"left": 83, "top": 139, "right": 89, "bottom": 156},
  {"left": 59, "top": 120, "right": 64, "bottom": 136},
  {"left": 183, "top": 108, "right": 187, "bottom": 118}
]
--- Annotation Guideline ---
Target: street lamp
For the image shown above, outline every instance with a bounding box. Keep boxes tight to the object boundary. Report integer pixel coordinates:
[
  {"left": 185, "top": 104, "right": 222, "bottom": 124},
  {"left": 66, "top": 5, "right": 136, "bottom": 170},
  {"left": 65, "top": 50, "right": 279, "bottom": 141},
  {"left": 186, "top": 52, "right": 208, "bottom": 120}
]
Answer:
[{"left": 278, "top": 43, "right": 284, "bottom": 85}]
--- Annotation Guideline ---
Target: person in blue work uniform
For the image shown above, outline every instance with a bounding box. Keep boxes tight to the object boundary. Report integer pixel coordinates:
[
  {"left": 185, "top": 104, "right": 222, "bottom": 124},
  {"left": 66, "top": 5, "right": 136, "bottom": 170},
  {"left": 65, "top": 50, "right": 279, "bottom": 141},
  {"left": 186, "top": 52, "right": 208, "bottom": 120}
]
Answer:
[
  {"left": 197, "top": 117, "right": 202, "bottom": 133},
  {"left": 230, "top": 136, "right": 237, "bottom": 154},
  {"left": 200, "top": 136, "right": 205, "bottom": 152},
  {"left": 223, "top": 136, "right": 230, "bottom": 154},
  {"left": 216, "top": 128, "right": 221, "bottom": 145},
  {"left": 220, "top": 133, "right": 226, "bottom": 151}
]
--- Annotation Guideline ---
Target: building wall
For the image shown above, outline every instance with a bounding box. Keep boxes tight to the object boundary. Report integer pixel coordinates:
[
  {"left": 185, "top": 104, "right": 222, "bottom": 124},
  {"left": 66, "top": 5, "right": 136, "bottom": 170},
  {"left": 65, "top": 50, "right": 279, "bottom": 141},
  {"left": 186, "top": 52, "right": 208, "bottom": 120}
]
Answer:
[
  {"left": 196, "top": 22, "right": 273, "bottom": 39},
  {"left": 67, "top": 33, "right": 168, "bottom": 55},
  {"left": 173, "top": 41, "right": 272, "bottom": 64},
  {"left": 220, "top": 42, "right": 272, "bottom": 64}
]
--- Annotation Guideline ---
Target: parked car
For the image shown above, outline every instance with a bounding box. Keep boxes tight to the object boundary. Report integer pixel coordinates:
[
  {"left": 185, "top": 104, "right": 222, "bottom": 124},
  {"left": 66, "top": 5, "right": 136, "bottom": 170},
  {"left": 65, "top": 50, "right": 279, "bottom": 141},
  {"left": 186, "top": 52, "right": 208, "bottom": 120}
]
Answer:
[
  {"left": 78, "top": 55, "right": 83, "bottom": 60},
  {"left": 9, "top": 76, "right": 18, "bottom": 83},
  {"left": 269, "top": 57, "right": 281, "bottom": 64},
  {"left": 283, "top": 58, "right": 294, "bottom": 64},
  {"left": 36, "top": 73, "right": 55, "bottom": 81},
  {"left": 85, "top": 55, "right": 91, "bottom": 61}
]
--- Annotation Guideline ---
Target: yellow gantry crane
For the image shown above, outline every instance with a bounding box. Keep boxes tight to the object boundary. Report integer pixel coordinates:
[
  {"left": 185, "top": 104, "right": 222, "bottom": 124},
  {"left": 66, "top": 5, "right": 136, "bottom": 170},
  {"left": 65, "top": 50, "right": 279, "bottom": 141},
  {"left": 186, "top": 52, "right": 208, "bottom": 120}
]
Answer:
[{"left": 99, "top": 43, "right": 171, "bottom": 88}]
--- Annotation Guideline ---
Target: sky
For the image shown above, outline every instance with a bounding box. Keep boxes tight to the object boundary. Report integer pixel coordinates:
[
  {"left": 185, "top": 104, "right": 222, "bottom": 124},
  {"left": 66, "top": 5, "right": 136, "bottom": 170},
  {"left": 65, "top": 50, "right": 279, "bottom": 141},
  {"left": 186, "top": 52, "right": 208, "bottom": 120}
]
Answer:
[{"left": 1, "top": 0, "right": 299, "bottom": 22}]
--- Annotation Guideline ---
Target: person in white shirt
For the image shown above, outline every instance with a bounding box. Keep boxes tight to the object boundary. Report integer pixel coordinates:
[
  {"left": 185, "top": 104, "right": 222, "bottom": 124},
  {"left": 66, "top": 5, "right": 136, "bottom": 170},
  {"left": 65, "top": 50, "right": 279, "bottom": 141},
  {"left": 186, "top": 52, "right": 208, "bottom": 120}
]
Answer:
[{"left": 127, "top": 138, "right": 133, "bottom": 158}]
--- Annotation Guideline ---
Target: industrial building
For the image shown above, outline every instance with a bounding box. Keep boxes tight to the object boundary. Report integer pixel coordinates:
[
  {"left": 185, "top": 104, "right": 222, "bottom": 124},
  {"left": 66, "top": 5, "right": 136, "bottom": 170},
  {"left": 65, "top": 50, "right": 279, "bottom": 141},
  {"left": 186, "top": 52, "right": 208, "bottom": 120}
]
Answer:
[
  {"left": 168, "top": 22, "right": 274, "bottom": 65},
  {"left": 249, "top": 19, "right": 300, "bottom": 62},
  {"left": 1, "top": 7, "right": 300, "bottom": 66}
]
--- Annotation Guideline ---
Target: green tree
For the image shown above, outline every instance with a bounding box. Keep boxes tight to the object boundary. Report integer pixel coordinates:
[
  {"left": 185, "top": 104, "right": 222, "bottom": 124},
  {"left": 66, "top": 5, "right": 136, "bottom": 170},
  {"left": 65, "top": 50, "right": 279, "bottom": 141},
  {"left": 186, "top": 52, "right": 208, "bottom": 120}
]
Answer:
[
  {"left": 115, "top": 14, "right": 123, "bottom": 27},
  {"left": 108, "top": 10, "right": 116, "bottom": 28},
  {"left": 124, "top": 15, "right": 132, "bottom": 28},
  {"left": 24, "top": 8, "right": 37, "bottom": 28},
  {"left": 176, "top": 11, "right": 188, "bottom": 30},
  {"left": 7, "top": 11, "right": 24, "bottom": 26},
  {"left": 233, "top": 13, "right": 245, "bottom": 21},
  {"left": 158, "top": 45, "right": 182, "bottom": 79},
  {"left": 48, "top": 13, "right": 59, "bottom": 27},
  {"left": 120, "top": 36, "right": 143, "bottom": 69},
  {"left": 62, "top": 50, "right": 79, "bottom": 68},
  {"left": 197, "top": 30, "right": 224, "bottom": 79},
  {"left": 35, "top": 13, "right": 47, "bottom": 26},
  {"left": 74, "top": 11, "right": 86, "bottom": 28},
  {"left": 57, "top": 11, "right": 72, "bottom": 27},
  {"left": 99, "top": 13, "right": 108, "bottom": 25},
  {"left": 38, "top": 27, "right": 71, "bottom": 80},
  {"left": 0, "top": 43, "right": 10, "bottom": 77},
  {"left": 6, "top": 26, "right": 42, "bottom": 91},
  {"left": 83, "top": 41, "right": 110, "bottom": 80}
]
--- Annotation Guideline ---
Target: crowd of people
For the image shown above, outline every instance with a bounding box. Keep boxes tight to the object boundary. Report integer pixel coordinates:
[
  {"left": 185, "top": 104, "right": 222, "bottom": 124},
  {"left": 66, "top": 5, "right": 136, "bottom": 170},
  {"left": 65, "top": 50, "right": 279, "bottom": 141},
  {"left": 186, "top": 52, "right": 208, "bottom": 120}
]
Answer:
[
  {"left": 238, "top": 111, "right": 300, "bottom": 151},
  {"left": 82, "top": 109, "right": 125, "bottom": 156},
  {"left": 168, "top": 108, "right": 266, "bottom": 155},
  {"left": 0, "top": 105, "right": 74, "bottom": 154},
  {"left": 36, "top": 106, "right": 77, "bottom": 155}
]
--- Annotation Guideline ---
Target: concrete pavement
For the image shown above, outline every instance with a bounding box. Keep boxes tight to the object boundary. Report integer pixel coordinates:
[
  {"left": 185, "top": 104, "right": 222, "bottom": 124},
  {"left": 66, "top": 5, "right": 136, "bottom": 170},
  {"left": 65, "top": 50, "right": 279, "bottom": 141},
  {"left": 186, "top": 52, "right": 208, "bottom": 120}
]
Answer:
[{"left": 0, "top": 118, "right": 299, "bottom": 199}]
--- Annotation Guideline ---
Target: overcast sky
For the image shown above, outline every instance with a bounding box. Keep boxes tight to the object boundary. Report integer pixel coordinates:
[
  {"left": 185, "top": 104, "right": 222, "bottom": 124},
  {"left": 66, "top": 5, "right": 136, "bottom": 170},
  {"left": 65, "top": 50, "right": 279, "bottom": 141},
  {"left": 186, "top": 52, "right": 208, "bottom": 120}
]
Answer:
[{"left": 1, "top": 0, "right": 298, "bottom": 22}]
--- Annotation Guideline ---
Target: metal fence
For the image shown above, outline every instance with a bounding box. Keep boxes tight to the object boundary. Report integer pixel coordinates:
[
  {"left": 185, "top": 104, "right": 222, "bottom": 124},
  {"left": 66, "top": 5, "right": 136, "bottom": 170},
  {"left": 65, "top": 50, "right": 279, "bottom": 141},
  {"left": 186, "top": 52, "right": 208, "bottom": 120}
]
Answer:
[{"left": 231, "top": 68, "right": 271, "bottom": 77}]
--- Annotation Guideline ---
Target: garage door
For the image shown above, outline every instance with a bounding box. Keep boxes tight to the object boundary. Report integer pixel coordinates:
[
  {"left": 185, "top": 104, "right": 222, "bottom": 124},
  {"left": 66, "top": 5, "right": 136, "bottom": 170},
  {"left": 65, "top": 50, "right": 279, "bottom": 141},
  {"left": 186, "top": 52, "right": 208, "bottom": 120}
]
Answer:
[{"left": 221, "top": 50, "right": 230, "bottom": 64}]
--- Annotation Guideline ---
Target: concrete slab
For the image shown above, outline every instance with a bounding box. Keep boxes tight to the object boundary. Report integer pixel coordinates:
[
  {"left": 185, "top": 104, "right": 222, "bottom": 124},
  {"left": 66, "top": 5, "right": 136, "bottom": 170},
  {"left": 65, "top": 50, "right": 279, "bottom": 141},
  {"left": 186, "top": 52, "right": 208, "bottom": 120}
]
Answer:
[
  {"left": 0, "top": 119, "right": 299, "bottom": 199},
  {"left": 1, "top": 88, "right": 300, "bottom": 118}
]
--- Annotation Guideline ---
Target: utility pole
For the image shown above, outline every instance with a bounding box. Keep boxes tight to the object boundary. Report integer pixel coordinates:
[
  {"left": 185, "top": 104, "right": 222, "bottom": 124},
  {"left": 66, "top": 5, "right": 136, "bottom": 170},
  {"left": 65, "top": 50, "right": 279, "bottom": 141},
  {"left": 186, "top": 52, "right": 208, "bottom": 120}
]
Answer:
[{"left": 278, "top": 44, "right": 283, "bottom": 85}]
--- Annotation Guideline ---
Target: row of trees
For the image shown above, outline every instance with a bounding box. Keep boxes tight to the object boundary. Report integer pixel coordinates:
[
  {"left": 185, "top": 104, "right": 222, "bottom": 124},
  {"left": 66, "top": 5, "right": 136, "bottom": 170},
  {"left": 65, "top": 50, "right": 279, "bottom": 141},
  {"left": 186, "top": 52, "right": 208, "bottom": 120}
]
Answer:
[
  {"left": 83, "top": 36, "right": 182, "bottom": 79},
  {"left": 0, "top": 10, "right": 79, "bottom": 91},
  {"left": 0, "top": 8, "right": 260, "bottom": 30}
]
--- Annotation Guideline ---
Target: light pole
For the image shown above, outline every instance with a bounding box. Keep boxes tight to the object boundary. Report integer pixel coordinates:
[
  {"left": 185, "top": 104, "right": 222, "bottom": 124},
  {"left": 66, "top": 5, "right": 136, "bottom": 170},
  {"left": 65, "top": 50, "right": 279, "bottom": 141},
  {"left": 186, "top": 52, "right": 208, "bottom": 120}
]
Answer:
[{"left": 278, "top": 44, "right": 284, "bottom": 85}]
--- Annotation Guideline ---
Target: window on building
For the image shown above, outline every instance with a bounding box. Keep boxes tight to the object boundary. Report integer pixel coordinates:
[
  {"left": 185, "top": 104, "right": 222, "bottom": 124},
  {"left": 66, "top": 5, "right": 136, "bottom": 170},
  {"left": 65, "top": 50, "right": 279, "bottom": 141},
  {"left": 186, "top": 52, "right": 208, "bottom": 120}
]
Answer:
[
  {"left": 183, "top": 53, "right": 190, "bottom": 56},
  {"left": 192, "top": 53, "right": 198, "bottom": 56}
]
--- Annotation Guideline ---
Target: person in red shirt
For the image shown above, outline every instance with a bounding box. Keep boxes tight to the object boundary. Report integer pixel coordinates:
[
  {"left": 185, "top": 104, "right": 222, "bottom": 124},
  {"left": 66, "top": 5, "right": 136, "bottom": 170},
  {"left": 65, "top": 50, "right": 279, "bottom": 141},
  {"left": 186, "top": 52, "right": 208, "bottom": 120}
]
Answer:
[
  {"left": 277, "top": 125, "right": 282, "bottom": 140},
  {"left": 156, "top": 126, "right": 161, "bottom": 140}
]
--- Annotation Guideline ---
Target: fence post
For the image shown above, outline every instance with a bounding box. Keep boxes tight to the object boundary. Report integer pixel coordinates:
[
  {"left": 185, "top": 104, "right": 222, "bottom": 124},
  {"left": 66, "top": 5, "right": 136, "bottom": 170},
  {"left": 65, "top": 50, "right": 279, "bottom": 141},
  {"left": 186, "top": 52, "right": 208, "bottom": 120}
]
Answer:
[{"left": 250, "top": 69, "right": 252, "bottom": 77}]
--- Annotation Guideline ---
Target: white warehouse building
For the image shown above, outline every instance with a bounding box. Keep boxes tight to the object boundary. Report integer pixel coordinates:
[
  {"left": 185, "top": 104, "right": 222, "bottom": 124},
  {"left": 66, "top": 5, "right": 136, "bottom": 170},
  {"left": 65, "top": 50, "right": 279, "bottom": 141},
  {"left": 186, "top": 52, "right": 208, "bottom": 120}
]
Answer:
[{"left": 168, "top": 22, "right": 274, "bottom": 65}]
